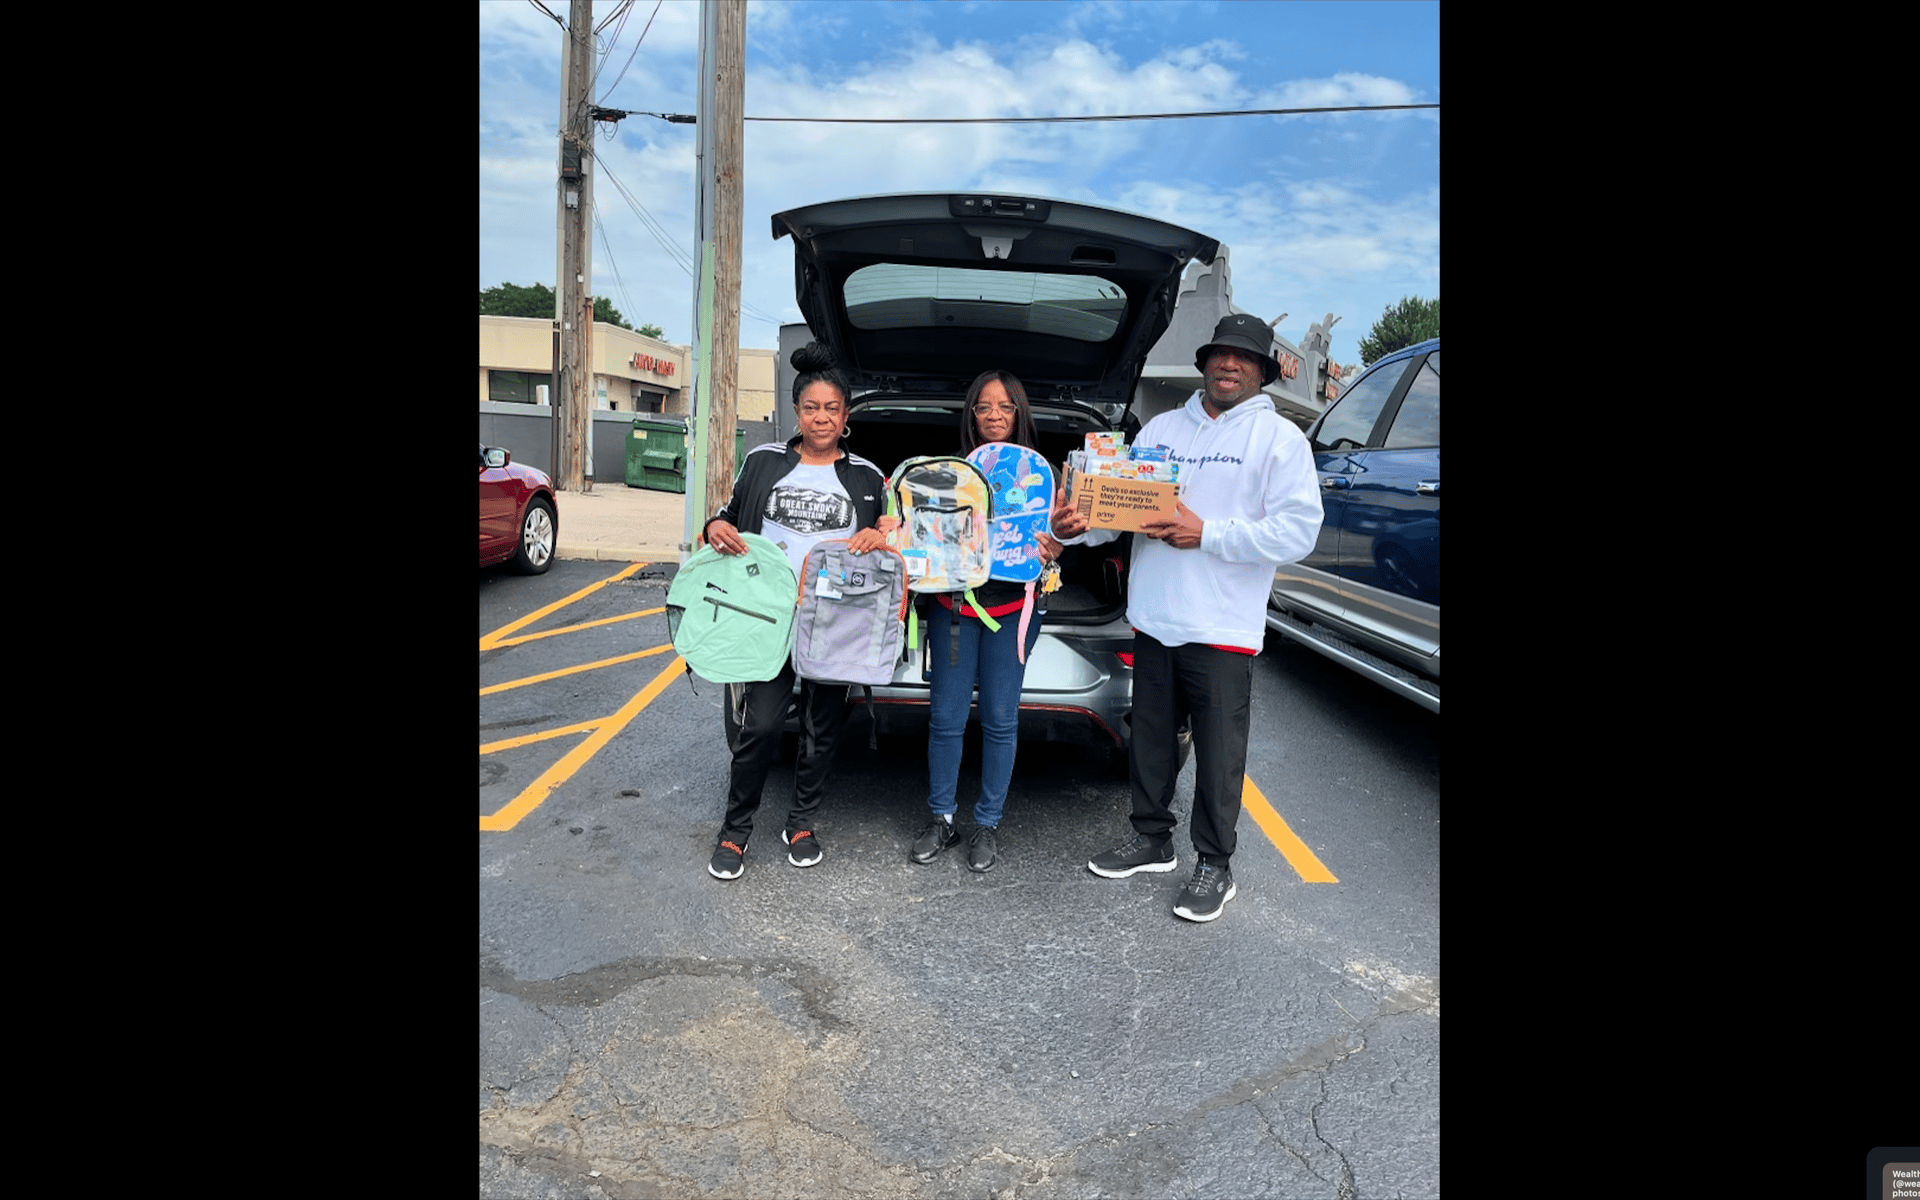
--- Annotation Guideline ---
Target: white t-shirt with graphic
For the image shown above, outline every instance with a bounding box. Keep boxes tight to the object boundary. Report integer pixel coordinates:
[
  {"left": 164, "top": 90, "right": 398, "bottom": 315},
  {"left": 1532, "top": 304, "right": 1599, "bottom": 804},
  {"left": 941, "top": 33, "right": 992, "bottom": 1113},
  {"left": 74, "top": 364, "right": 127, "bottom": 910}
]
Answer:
[{"left": 762, "top": 463, "right": 855, "bottom": 576}]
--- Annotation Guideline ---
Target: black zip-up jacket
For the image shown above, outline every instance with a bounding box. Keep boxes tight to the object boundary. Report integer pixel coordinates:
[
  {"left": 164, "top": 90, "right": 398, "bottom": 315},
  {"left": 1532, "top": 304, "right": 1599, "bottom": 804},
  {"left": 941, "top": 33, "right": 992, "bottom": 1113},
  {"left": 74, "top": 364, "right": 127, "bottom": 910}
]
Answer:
[{"left": 703, "top": 434, "right": 888, "bottom": 546}]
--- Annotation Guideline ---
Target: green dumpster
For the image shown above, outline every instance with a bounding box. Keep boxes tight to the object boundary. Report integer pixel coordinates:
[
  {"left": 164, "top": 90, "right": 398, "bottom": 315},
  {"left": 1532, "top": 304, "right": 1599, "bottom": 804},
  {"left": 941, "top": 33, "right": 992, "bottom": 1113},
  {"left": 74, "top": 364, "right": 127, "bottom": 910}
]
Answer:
[
  {"left": 625, "top": 418, "right": 689, "bottom": 493},
  {"left": 624, "top": 419, "right": 754, "bottom": 492}
]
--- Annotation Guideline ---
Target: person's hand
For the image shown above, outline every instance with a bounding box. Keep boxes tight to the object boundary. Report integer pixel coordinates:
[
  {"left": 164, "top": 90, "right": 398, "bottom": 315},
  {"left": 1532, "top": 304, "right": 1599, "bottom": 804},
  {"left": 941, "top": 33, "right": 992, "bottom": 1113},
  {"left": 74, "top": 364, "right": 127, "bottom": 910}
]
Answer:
[
  {"left": 846, "top": 527, "right": 889, "bottom": 554},
  {"left": 1051, "top": 484, "right": 1088, "bottom": 539},
  {"left": 1138, "top": 501, "right": 1204, "bottom": 550},
  {"left": 706, "top": 519, "right": 748, "bottom": 555},
  {"left": 1036, "top": 532, "right": 1063, "bottom": 564}
]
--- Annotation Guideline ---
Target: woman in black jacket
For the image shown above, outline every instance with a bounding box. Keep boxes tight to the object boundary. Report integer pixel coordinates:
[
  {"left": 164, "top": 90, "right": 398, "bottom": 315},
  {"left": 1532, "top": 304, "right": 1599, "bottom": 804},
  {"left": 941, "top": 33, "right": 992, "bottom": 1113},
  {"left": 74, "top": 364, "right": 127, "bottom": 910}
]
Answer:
[{"left": 700, "top": 343, "right": 889, "bottom": 880}]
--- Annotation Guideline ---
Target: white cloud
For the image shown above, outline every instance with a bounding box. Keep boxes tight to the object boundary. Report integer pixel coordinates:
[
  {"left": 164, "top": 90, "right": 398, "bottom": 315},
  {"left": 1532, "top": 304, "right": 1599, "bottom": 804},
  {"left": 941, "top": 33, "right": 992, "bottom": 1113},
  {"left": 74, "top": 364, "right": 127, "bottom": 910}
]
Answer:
[{"left": 482, "top": 3, "right": 1437, "bottom": 359}]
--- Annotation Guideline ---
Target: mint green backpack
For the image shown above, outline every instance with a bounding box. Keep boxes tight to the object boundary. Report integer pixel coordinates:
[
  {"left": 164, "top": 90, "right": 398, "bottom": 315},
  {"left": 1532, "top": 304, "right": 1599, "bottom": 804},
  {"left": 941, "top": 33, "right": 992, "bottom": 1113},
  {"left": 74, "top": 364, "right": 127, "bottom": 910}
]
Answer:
[{"left": 665, "top": 533, "right": 798, "bottom": 683}]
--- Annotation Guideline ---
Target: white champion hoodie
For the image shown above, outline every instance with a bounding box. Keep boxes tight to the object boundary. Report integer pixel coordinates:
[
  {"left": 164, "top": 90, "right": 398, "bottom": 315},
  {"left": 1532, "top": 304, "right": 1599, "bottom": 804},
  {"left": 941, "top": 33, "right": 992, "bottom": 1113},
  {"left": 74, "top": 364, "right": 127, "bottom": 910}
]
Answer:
[{"left": 1084, "top": 390, "right": 1323, "bottom": 652}]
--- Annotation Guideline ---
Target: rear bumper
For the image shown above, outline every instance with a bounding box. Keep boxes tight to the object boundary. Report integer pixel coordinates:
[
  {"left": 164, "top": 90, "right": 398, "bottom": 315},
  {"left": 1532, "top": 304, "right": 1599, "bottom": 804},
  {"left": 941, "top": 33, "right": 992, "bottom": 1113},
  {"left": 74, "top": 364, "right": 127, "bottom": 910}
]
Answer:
[{"left": 857, "top": 695, "right": 1126, "bottom": 750}]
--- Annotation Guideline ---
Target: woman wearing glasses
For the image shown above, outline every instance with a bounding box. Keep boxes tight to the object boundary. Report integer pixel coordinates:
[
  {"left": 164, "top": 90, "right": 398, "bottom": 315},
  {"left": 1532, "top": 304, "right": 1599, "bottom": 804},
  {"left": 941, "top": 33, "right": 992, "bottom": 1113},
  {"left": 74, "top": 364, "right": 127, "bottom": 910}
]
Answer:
[{"left": 909, "top": 369, "right": 1063, "bottom": 873}]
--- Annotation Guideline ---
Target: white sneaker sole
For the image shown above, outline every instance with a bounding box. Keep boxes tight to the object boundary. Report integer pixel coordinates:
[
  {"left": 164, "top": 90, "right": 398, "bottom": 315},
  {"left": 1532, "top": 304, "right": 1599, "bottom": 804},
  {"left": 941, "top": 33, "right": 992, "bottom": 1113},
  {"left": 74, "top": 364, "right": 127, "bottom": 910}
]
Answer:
[
  {"left": 1087, "top": 856, "right": 1179, "bottom": 879},
  {"left": 1173, "top": 883, "right": 1237, "bottom": 922}
]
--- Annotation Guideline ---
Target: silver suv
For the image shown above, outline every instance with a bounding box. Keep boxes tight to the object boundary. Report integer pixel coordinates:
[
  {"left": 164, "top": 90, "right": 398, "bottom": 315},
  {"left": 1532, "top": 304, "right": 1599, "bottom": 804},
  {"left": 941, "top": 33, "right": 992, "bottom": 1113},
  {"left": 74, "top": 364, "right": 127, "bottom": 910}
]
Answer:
[{"left": 772, "top": 192, "right": 1220, "bottom": 767}]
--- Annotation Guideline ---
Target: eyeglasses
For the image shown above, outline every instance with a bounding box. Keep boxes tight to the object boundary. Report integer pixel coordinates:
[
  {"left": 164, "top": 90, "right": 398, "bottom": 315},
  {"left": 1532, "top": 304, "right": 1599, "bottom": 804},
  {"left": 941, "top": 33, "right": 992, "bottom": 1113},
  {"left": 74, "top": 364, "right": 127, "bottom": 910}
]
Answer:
[{"left": 972, "top": 404, "right": 1015, "bottom": 417}]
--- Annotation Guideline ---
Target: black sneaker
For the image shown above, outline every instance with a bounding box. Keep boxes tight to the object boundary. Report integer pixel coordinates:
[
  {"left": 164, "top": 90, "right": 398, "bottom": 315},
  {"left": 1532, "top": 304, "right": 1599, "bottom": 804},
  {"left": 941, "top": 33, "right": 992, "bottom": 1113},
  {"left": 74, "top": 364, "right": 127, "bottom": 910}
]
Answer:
[
  {"left": 967, "top": 825, "right": 998, "bottom": 873},
  {"left": 1172, "top": 861, "right": 1236, "bottom": 922},
  {"left": 708, "top": 837, "right": 746, "bottom": 880},
  {"left": 1087, "top": 833, "right": 1177, "bottom": 878},
  {"left": 911, "top": 818, "right": 959, "bottom": 864},
  {"left": 783, "top": 828, "right": 823, "bottom": 868}
]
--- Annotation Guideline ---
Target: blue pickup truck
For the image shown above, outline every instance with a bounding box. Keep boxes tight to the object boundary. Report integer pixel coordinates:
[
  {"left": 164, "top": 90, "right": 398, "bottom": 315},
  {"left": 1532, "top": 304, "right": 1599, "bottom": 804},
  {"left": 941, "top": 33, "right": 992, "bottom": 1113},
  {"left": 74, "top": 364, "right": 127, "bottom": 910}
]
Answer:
[{"left": 1267, "top": 337, "right": 1440, "bottom": 712}]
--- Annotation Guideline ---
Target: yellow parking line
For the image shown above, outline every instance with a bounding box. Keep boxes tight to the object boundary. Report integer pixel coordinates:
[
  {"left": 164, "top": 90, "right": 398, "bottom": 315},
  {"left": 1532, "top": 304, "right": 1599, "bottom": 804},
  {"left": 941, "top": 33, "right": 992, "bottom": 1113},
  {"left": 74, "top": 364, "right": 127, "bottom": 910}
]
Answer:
[
  {"left": 480, "top": 643, "right": 676, "bottom": 696},
  {"left": 481, "top": 718, "right": 606, "bottom": 754},
  {"left": 481, "top": 654, "right": 687, "bottom": 832},
  {"left": 1242, "top": 775, "right": 1338, "bottom": 882},
  {"left": 480, "top": 562, "right": 647, "bottom": 650},
  {"left": 488, "top": 607, "right": 665, "bottom": 647}
]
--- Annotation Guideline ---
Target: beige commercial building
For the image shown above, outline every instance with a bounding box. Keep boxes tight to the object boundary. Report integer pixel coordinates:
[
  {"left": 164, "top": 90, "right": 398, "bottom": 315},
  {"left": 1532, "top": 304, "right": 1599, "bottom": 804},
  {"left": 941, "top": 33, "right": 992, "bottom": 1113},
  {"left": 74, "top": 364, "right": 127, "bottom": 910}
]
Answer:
[{"left": 479, "top": 316, "right": 778, "bottom": 420}]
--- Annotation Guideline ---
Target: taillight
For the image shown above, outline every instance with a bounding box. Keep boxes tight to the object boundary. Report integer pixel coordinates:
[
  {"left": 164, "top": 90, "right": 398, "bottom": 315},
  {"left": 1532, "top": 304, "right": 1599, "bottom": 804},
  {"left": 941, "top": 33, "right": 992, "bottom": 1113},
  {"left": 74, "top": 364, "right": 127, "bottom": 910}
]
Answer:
[{"left": 1117, "top": 652, "right": 1134, "bottom": 668}]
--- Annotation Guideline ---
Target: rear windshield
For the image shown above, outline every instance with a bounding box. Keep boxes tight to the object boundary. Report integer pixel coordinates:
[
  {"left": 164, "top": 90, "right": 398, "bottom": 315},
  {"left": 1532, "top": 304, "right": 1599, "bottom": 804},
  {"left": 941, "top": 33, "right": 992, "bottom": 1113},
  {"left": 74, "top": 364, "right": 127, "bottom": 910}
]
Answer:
[{"left": 843, "top": 264, "right": 1126, "bottom": 343}]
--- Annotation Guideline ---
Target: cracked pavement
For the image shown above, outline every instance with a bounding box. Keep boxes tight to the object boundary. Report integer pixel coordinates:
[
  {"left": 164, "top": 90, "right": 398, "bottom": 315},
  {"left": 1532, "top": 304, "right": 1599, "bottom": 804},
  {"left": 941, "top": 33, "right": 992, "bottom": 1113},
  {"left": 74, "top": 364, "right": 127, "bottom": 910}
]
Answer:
[{"left": 482, "top": 559, "right": 1439, "bottom": 1198}]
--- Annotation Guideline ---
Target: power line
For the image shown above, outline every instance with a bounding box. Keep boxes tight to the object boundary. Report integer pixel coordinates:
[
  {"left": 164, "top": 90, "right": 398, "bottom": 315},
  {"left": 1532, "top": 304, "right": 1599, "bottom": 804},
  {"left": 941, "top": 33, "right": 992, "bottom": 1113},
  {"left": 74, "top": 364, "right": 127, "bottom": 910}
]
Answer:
[
  {"left": 593, "top": 0, "right": 633, "bottom": 34},
  {"left": 527, "top": 0, "right": 564, "bottom": 28},
  {"left": 597, "top": 157, "right": 785, "bottom": 329},
  {"left": 590, "top": 205, "right": 641, "bottom": 333},
  {"left": 599, "top": 0, "right": 664, "bottom": 105},
  {"left": 596, "top": 157, "right": 696, "bottom": 278},
  {"left": 751, "top": 102, "right": 1439, "bottom": 124},
  {"left": 587, "top": 0, "right": 634, "bottom": 97},
  {"left": 620, "top": 101, "right": 1437, "bottom": 126}
]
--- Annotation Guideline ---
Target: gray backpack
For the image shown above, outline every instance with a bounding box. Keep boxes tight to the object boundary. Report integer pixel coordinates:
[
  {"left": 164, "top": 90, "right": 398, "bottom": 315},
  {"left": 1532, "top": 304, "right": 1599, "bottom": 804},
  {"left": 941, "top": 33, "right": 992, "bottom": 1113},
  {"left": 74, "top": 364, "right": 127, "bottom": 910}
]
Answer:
[{"left": 790, "top": 539, "right": 910, "bottom": 686}]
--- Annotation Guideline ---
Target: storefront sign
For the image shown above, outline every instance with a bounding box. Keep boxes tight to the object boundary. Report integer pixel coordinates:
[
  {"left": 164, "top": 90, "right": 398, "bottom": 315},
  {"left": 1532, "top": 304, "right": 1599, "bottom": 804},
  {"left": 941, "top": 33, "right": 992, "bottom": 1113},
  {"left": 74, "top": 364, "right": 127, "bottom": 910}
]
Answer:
[{"left": 630, "top": 353, "right": 677, "bottom": 377}]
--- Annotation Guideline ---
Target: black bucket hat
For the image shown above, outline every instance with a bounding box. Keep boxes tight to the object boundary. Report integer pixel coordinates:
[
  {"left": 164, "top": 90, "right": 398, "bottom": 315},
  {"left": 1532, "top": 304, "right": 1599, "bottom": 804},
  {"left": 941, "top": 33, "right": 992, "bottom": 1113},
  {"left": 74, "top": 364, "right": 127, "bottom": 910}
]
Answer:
[{"left": 1193, "top": 313, "right": 1281, "bottom": 386}]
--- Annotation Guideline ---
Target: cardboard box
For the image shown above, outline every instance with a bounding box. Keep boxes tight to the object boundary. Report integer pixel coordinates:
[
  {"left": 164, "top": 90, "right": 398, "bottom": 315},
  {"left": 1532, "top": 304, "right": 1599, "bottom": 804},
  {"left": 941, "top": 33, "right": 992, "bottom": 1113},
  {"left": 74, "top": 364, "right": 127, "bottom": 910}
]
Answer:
[{"left": 1067, "top": 466, "right": 1180, "bottom": 533}]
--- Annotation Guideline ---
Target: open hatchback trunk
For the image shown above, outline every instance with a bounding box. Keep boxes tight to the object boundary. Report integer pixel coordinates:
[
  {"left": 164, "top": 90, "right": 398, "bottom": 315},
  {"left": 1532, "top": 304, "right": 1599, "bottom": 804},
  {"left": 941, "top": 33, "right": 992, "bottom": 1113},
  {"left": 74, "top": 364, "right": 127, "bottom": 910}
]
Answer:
[{"left": 770, "top": 193, "right": 1221, "bottom": 755}]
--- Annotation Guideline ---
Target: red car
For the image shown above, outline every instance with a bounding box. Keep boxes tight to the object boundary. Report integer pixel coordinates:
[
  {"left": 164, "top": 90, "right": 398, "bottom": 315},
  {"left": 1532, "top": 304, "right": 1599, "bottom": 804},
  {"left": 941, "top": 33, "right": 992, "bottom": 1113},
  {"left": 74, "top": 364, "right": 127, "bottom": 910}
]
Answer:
[{"left": 479, "top": 443, "right": 558, "bottom": 574}]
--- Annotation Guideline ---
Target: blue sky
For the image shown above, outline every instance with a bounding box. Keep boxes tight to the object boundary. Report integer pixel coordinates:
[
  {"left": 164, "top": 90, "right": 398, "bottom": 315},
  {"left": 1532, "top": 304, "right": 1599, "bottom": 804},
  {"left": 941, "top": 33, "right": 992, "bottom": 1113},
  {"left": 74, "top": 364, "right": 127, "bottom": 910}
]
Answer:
[{"left": 479, "top": 0, "right": 1438, "bottom": 367}]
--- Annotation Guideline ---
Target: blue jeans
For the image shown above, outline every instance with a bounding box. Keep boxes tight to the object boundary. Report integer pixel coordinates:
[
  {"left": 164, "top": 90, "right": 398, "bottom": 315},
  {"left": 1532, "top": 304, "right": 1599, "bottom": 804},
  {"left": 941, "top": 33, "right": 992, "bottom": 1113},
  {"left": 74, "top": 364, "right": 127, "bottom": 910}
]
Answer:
[{"left": 925, "top": 598, "right": 1043, "bottom": 829}]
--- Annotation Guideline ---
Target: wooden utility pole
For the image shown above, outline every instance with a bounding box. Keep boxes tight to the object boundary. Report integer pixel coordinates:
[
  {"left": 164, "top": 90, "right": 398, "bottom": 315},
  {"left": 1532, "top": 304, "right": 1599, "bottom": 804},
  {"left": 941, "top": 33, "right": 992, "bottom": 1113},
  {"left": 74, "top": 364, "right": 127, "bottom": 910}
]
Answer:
[
  {"left": 683, "top": 0, "right": 745, "bottom": 550},
  {"left": 706, "top": 0, "right": 745, "bottom": 522},
  {"left": 555, "top": 0, "right": 595, "bottom": 492}
]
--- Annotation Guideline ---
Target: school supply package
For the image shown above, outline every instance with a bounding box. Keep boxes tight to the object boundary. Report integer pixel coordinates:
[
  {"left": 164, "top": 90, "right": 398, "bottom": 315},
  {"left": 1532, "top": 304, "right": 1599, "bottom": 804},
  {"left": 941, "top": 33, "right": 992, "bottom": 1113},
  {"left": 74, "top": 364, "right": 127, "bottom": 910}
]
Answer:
[{"left": 1064, "top": 432, "right": 1182, "bottom": 533}]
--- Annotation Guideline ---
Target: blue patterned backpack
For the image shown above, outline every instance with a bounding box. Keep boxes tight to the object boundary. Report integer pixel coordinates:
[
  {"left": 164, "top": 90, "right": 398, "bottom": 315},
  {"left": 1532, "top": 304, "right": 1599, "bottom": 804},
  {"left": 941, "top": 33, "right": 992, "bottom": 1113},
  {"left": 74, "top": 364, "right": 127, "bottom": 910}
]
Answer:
[{"left": 967, "top": 442, "right": 1057, "bottom": 662}]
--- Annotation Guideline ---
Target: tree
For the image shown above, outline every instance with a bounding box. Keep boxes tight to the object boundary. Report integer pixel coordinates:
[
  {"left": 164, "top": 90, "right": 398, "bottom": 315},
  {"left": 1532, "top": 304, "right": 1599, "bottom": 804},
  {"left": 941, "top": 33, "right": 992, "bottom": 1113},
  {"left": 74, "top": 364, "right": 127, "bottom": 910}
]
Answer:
[
  {"left": 1358, "top": 295, "right": 1439, "bottom": 366},
  {"left": 479, "top": 281, "right": 640, "bottom": 332},
  {"left": 479, "top": 281, "right": 555, "bottom": 319},
  {"left": 591, "top": 297, "right": 634, "bottom": 331},
  {"left": 637, "top": 323, "right": 664, "bottom": 339}
]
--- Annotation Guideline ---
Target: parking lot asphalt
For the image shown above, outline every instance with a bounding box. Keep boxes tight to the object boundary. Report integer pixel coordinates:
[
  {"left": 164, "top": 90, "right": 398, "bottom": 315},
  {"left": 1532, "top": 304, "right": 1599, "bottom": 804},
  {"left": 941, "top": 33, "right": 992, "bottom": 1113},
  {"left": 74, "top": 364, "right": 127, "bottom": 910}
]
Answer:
[
  {"left": 481, "top": 556, "right": 1440, "bottom": 1198},
  {"left": 550, "top": 481, "right": 695, "bottom": 565}
]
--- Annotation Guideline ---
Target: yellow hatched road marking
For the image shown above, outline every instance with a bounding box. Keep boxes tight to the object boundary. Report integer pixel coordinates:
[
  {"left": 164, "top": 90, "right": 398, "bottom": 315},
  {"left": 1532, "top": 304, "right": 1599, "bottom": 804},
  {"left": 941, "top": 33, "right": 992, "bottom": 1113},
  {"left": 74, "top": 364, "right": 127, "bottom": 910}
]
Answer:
[
  {"left": 481, "top": 718, "right": 606, "bottom": 754},
  {"left": 481, "top": 654, "right": 687, "bottom": 832},
  {"left": 480, "top": 562, "right": 648, "bottom": 650},
  {"left": 487, "top": 607, "right": 665, "bottom": 647},
  {"left": 480, "top": 643, "right": 676, "bottom": 696},
  {"left": 1242, "top": 775, "right": 1338, "bottom": 882}
]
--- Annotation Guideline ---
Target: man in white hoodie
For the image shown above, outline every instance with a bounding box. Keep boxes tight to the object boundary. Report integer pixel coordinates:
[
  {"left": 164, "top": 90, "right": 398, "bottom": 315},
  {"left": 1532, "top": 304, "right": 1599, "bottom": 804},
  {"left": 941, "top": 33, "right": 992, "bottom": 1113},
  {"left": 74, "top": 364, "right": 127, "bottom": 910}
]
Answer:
[{"left": 1052, "top": 314, "right": 1323, "bottom": 922}]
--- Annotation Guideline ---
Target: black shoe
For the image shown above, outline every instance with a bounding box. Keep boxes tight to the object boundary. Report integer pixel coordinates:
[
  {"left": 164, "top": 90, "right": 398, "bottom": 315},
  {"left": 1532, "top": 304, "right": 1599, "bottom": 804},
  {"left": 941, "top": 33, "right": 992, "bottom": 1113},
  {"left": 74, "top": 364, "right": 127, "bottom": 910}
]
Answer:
[
  {"left": 708, "top": 836, "right": 746, "bottom": 880},
  {"left": 911, "top": 818, "right": 959, "bottom": 864},
  {"left": 783, "top": 828, "right": 823, "bottom": 868},
  {"left": 1172, "top": 861, "right": 1236, "bottom": 922},
  {"left": 1087, "top": 833, "right": 1177, "bottom": 878},
  {"left": 967, "top": 825, "right": 998, "bottom": 873}
]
